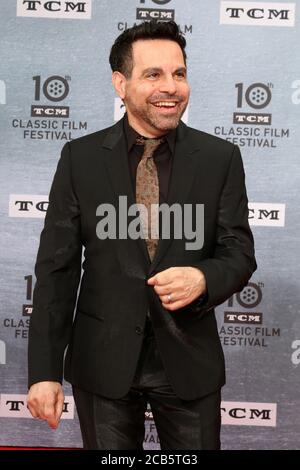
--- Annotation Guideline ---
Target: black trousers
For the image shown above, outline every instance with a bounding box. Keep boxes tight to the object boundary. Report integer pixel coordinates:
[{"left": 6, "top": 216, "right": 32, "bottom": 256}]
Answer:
[{"left": 72, "top": 318, "right": 221, "bottom": 450}]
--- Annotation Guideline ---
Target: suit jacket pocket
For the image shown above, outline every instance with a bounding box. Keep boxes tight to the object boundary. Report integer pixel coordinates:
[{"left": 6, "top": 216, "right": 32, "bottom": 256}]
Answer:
[{"left": 76, "top": 290, "right": 105, "bottom": 321}]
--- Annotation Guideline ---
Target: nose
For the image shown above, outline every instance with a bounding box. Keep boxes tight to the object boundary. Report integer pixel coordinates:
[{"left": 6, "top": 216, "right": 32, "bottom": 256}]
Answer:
[{"left": 159, "top": 74, "right": 177, "bottom": 95}]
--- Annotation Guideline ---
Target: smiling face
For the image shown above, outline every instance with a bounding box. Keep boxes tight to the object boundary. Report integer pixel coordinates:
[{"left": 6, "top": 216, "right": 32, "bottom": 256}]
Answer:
[{"left": 112, "top": 39, "right": 190, "bottom": 137}]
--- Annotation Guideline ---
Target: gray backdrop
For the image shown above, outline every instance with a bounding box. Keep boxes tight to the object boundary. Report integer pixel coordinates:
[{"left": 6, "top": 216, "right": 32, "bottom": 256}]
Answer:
[{"left": 0, "top": 0, "right": 299, "bottom": 450}]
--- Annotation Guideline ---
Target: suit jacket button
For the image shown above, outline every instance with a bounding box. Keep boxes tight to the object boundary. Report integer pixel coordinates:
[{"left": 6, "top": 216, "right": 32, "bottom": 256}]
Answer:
[{"left": 135, "top": 326, "right": 143, "bottom": 335}]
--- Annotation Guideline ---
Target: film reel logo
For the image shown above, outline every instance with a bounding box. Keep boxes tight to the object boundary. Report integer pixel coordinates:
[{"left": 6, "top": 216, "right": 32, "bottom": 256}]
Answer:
[
  {"left": 224, "top": 282, "right": 264, "bottom": 324},
  {"left": 233, "top": 82, "right": 273, "bottom": 125},
  {"left": 31, "top": 74, "right": 70, "bottom": 117}
]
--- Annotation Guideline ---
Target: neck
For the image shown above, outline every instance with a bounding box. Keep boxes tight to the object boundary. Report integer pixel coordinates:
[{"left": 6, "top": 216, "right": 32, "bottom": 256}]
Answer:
[{"left": 126, "top": 114, "right": 168, "bottom": 138}]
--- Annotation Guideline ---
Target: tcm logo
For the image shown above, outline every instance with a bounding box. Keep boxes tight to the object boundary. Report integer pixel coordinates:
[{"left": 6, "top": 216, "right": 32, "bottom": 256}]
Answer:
[
  {"left": 221, "top": 402, "right": 277, "bottom": 427},
  {"left": 17, "top": 1, "right": 92, "bottom": 19},
  {"left": 225, "top": 282, "right": 263, "bottom": 324},
  {"left": 224, "top": 312, "right": 262, "bottom": 324},
  {"left": 23, "top": 305, "right": 33, "bottom": 316},
  {"left": 0, "top": 340, "right": 6, "bottom": 365},
  {"left": 137, "top": 0, "right": 174, "bottom": 21},
  {"left": 0, "top": 80, "right": 6, "bottom": 104},
  {"left": 248, "top": 203, "right": 285, "bottom": 227},
  {"left": 291, "top": 340, "right": 300, "bottom": 365},
  {"left": 23, "top": 274, "right": 34, "bottom": 317},
  {"left": 114, "top": 97, "right": 188, "bottom": 125},
  {"left": 220, "top": 2, "right": 295, "bottom": 27},
  {"left": 233, "top": 82, "right": 272, "bottom": 125},
  {"left": 0, "top": 394, "right": 74, "bottom": 418},
  {"left": 291, "top": 80, "right": 300, "bottom": 104},
  {"left": 31, "top": 75, "right": 70, "bottom": 118},
  {"left": 9, "top": 195, "right": 48, "bottom": 218}
]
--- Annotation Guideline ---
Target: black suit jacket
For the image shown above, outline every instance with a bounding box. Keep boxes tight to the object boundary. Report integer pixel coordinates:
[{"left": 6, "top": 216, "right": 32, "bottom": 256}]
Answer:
[{"left": 28, "top": 118, "right": 256, "bottom": 400}]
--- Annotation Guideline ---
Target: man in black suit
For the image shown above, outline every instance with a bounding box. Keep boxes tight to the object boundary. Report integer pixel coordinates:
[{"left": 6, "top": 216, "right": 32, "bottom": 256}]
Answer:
[{"left": 27, "top": 21, "right": 256, "bottom": 449}]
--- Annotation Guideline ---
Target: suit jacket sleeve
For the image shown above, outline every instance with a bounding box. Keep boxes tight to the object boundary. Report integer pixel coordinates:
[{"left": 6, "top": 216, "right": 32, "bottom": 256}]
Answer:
[
  {"left": 28, "top": 142, "right": 82, "bottom": 387},
  {"left": 192, "top": 144, "right": 256, "bottom": 312}
]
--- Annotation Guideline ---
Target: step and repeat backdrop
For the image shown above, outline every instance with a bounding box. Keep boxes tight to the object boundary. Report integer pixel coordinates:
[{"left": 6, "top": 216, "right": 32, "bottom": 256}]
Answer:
[{"left": 0, "top": 0, "right": 299, "bottom": 450}]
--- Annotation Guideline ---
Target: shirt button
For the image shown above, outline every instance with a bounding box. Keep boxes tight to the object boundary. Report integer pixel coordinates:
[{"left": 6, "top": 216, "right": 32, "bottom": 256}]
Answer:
[{"left": 135, "top": 326, "right": 143, "bottom": 335}]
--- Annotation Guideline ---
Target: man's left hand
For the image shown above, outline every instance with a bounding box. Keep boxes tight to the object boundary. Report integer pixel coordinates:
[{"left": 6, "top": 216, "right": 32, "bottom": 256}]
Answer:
[{"left": 147, "top": 267, "right": 206, "bottom": 311}]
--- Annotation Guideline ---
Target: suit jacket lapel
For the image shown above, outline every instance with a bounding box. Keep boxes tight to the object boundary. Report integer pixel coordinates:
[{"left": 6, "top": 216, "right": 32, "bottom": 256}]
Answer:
[{"left": 102, "top": 118, "right": 150, "bottom": 264}]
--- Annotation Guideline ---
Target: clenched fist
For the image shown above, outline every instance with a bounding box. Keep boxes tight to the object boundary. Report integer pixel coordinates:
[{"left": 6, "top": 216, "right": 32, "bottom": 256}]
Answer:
[
  {"left": 27, "top": 381, "right": 64, "bottom": 429},
  {"left": 147, "top": 266, "right": 206, "bottom": 311}
]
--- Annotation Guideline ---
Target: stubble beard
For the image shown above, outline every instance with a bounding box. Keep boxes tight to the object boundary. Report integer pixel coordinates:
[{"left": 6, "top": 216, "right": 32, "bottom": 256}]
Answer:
[{"left": 126, "top": 98, "right": 188, "bottom": 133}]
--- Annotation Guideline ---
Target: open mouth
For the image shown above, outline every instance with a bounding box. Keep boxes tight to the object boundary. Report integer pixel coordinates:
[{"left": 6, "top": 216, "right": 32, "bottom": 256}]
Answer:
[
  {"left": 151, "top": 101, "right": 179, "bottom": 112},
  {"left": 153, "top": 101, "right": 177, "bottom": 107}
]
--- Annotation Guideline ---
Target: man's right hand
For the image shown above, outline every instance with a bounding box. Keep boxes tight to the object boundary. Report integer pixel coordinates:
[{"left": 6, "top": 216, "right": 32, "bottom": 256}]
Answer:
[{"left": 27, "top": 381, "right": 64, "bottom": 429}]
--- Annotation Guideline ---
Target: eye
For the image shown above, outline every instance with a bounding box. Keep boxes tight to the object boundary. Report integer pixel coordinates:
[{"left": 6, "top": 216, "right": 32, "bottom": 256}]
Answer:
[
  {"left": 175, "top": 71, "right": 186, "bottom": 79},
  {"left": 147, "top": 72, "right": 160, "bottom": 79}
]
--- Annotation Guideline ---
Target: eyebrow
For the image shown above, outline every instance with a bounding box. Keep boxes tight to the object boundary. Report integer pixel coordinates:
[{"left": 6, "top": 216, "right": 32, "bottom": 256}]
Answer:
[{"left": 141, "top": 67, "right": 187, "bottom": 76}]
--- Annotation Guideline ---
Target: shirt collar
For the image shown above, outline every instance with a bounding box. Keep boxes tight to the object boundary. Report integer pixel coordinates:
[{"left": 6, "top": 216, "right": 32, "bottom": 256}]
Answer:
[{"left": 123, "top": 113, "right": 176, "bottom": 155}]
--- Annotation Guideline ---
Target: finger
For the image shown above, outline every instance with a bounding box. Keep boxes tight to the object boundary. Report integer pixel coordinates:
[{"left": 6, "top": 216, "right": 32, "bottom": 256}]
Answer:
[
  {"left": 47, "top": 412, "right": 59, "bottom": 429},
  {"left": 47, "top": 406, "right": 63, "bottom": 429},
  {"left": 40, "top": 400, "right": 56, "bottom": 427},
  {"left": 48, "top": 417, "right": 59, "bottom": 429},
  {"left": 154, "top": 283, "right": 174, "bottom": 295},
  {"left": 148, "top": 267, "right": 177, "bottom": 286},
  {"left": 53, "top": 393, "right": 64, "bottom": 427},
  {"left": 27, "top": 396, "right": 42, "bottom": 419},
  {"left": 160, "top": 287, "right": 190, "bottom": 303},
  {"left": 27, "top": 403, "right": 39, "bottom": 418},
  {"left": 159, "top": 292, "right": 177, "bottom": 304}
]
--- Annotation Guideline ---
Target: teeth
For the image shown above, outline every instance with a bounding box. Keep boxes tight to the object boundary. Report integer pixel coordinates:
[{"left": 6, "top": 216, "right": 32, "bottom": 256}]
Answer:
[{"left": 154, "top": 102, "right": 177, "bottom": 107}]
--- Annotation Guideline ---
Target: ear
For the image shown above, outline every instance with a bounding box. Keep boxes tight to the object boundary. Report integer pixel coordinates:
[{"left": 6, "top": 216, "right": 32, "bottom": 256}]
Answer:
[{"left": 112, "top": 71, "right": 127, "bottom": 100}]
